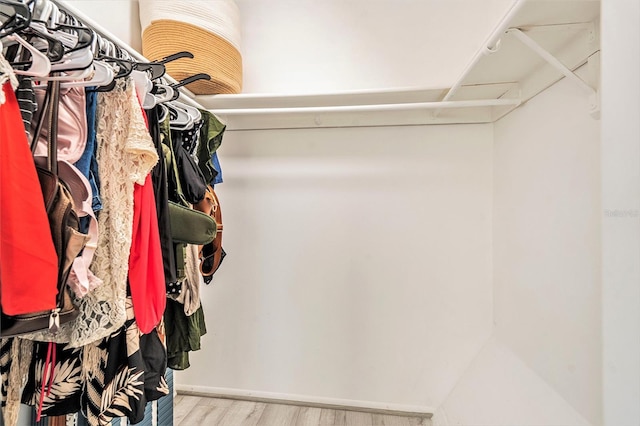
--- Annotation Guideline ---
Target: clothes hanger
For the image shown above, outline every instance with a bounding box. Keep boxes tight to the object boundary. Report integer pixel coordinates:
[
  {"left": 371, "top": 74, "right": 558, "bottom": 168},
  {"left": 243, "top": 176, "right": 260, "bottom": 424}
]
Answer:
[
  {"left": 172, "top": 100, "right": 202, "bottom": 122},
  {"left": 30, "top": 21, "right": 77, "bottom": 50},
  {"left": 4, "top": 33, "right": 51, "bottom": 76},
  {"left": 114, "top": 50, "right": 197, "bottom": 101},
  {"left": 169, "top": 73, "right": 211, "bottom": 101},
  {"left": 45, "top": 23, "right": 94, "bottom": 54},
  {"left": 166, "top": 76, "right": 210, "bottom": 129},
  {"left": 131, "top": 68, "right": 155, "bottom": 107},
  {"left": 39, "top": 3, "right": 94, "bottom": 54},
  {"left": 133, "top": 51, "right": 194, "bottom": 81},
  {"left": 19, "top": 25, "right": 66, "bottom": 62},
  {"left": 30, "top": 0, "right": 53, "bottom": 23},
  {"left": 59, "top": 58, "right": 114, "bottom": 88},
  {"left": 0, "top": 1, "right": 32, "bottom": 38},
  {"left": 28, "top": 19, "right": 96, "bottom": 74},
  {"left": 49, "top": 46, "right": 93, "bottom": 71},
  {"left": 167, "top": 102, "right": 194, "bottom": 130}
]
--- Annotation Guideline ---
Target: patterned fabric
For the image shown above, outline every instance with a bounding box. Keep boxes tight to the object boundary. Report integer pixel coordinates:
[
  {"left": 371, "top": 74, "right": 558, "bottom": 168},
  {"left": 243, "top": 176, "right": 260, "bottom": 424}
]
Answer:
[
  {"left": 173, "top": 244, "right": 201, "bottom": 315},
  {"left": 83, "top": 299, "right": 169, "bottom": 426},
  {"left": 0, "top": 339, "right": 11, "bottom": 411},
  {"left": 21, "top": 344, "right": 83, "bottom": 416},
  {"left": 173, "top": 118, "right": 204, "bottom": 155},
  {"left": 16, "top": 299, "right": 169, "bottom": 426},
  {"left": 0, "top": 338, "right": 33, "bottom": 426}
]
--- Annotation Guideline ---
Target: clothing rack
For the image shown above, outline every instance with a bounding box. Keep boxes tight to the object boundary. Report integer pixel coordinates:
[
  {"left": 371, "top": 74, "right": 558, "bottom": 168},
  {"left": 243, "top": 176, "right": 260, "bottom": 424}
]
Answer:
[{"left": 50, "top": 0, "right": 207, "bottom": 113}]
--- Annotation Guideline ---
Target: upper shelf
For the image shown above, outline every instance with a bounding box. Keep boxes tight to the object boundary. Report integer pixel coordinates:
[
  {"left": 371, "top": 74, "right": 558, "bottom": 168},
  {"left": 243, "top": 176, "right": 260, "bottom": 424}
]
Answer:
[{"left": 192, "top": 0, "right": 601, "bottom": 130}]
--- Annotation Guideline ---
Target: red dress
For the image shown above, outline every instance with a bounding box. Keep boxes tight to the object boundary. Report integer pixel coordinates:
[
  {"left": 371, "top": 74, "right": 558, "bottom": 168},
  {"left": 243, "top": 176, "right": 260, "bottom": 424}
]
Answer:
[
  {"left": 128, "top": 102, "right": 166, "bottom": 334},
  {"left": 0, "top": 82, "right": 58, "bottom": 315}
]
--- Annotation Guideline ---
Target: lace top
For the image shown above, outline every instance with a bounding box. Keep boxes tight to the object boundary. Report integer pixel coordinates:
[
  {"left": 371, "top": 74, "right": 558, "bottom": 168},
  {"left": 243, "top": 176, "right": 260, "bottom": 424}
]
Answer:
[{"left": 27, "top": 79, "right": 158, "bottom": 346}]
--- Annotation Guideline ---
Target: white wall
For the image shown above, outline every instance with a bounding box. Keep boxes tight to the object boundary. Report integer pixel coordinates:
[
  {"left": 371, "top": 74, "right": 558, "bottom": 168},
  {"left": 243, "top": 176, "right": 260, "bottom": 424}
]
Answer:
[
  {"left": 601, "top": 0, "right": 640, "bottom": 424},
  {"left": 177, "top": 124, "right": 495, "bottom": 410},
  {"left": 64, "top": 0, "right": 142, "bottom": 52},
  {"left": 432, "top": 70, "right": 602, "bottom": 426},
  {"left": 235, "top": 0, "right": 513, "bottom": 93}
]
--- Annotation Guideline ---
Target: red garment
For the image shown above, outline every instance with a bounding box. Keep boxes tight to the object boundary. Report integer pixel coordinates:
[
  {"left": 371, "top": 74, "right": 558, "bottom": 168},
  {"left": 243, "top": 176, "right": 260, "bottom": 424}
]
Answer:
[
  {"left": 128, "top": 104, "right": 166, "bottom": 334},
  {"left": 0, "top": 82, "right": 58, "bottom": 315}
]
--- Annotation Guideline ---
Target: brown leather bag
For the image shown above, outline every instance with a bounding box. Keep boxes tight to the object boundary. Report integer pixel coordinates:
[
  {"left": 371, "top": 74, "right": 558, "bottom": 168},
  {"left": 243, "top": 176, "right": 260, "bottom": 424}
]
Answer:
[
  {"left": 197, "top": 185, "right": 225, "bottom": 278},
  {"left": 1, "top": 80, "right": 87, "bottom": 337}
]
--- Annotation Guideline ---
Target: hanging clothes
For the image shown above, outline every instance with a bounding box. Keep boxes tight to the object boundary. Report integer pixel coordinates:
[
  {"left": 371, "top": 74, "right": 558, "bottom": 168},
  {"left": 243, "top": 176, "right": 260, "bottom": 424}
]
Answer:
[
  {"left": 24, "top": 80, "right": 159, "bottom": 347},
  {"left": 164, "top": 299, "right": 207, "bottom": 370},
  {"left": 74, "top": 87, "right": 103, "bottom": 218},
  {"left": 0, "top": 10, "right": 229, "bottom": 422},
  {"left": 70, "top": 80, "right": 159, "bottom": 347},
  {"left": 128, "top": 101, "right": 166, "bottom": 335},
  {"left": 32, "top": 86, "right": 88, "bottom": 164},
  {"left": 82, "top": 298, "right": 168, "bottom": 426},
  {"left": 0, "top": 80, "right": 59, "bottom": 316},
  {"left": 196, "top": 110, "right": 226, "bottom": 185},
  {"left": 146, "top": 106, "right": 177, "bottom": 286}
]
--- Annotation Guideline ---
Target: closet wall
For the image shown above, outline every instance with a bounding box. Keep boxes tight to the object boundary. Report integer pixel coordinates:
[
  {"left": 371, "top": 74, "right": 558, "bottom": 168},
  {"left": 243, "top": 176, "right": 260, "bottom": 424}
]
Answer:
[
  {"left": 600, "top": 0, "right": 640, "bottom": 424},
  {"left": 432, "top": 70, "right": 602, "bottom": 426},
  {"left": 181, "top": 124, "right": 494, "bottom": 410}
]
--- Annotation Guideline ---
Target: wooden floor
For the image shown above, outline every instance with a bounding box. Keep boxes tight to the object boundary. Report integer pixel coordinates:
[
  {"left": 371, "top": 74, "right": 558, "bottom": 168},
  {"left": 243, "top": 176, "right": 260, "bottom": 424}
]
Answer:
[{"left": 174, "top": 395, "right": 432, "bottom": 426}]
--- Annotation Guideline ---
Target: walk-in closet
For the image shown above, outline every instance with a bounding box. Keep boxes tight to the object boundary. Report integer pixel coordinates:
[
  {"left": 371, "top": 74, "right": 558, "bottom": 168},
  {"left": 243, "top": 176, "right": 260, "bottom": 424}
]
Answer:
[{"left": 1, "top": 0, "right": 638, "bottom": 425}]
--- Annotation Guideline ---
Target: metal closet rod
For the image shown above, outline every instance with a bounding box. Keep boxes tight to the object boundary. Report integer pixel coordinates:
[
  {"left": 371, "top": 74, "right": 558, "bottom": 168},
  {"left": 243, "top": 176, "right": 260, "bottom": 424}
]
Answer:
[
  {"left": 211, "top": 98, "right": 521, "bottom": 116},
  {"left": 50, "top": 0, "right": 205, "bottom": 112}
]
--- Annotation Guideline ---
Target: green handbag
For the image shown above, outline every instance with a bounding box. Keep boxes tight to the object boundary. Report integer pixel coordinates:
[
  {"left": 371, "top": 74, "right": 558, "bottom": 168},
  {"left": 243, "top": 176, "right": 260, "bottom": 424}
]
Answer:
[{"left": 168, "top": 201, "right": 217, "bottom": 245}]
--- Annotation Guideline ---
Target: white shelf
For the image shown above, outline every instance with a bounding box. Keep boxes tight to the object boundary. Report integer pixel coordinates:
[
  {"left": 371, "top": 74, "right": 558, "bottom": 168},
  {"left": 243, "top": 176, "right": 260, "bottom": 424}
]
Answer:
[{"left": 192, "top": 0, "right": 601, "bottom": 130}]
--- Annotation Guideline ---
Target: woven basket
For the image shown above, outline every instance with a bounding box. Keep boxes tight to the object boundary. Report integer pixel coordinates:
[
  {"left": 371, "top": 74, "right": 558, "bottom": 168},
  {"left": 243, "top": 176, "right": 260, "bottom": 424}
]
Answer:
[{"left": 142, "top": 19, "right": 242, "bottom": 95}]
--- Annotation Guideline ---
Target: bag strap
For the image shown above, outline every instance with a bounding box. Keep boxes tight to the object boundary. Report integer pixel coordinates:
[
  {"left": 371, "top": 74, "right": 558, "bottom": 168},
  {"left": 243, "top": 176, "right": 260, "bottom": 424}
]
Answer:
[
  {"left": 210, "top": 188, "right": 224, "bottom": 272},
  {"left": 30, "top": 79, "right": 61, "bottom": 175}
]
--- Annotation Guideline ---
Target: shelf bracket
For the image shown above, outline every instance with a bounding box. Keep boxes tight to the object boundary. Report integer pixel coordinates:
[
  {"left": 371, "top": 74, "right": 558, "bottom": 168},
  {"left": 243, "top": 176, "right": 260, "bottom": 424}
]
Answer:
[{"left": 506, "top": 28, "right": 599, "bottom": 117}]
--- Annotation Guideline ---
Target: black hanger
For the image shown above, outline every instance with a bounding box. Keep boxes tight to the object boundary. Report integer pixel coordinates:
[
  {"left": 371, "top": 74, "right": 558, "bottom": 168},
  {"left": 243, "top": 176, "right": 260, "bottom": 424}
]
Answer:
[
  {"left": 0, "top": 0, "right": 31, "bottom": 38},
  {"left": 134, "top": 61, "right": 165, "bottom": 80},
  {"left": 169, "top": 73, "right": 211, "bottom": 100},
  {"left": 46, "top": 23, "right": 95, "bottom": 53},
  {"left": 133, "top": 52, "right": 195, "bottom": 81},
  {"left": 20, "top": 26, "right": 67, "bottom": 62}
]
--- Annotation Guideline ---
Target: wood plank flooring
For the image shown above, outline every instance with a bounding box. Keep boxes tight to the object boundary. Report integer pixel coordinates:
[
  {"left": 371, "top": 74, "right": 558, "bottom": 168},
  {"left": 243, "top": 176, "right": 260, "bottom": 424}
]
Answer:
[{"left": 175, "top": 395, "right": 432, "bottom": 426}]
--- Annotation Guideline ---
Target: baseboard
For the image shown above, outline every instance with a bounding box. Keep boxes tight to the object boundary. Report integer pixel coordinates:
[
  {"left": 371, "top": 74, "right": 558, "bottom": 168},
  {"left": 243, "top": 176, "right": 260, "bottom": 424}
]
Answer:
[{"left": 175, "top": 384, "right": 434, "bottom": 418}]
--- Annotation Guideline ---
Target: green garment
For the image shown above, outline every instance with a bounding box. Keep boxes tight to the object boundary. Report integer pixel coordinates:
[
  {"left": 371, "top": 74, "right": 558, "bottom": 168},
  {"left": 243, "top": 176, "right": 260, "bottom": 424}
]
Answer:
[
  {"left": 164, "top": 299, "right": 207, "bottom": 370},
  {"left": 197, "top": 110, "right": 226, "bottom": 184}
]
